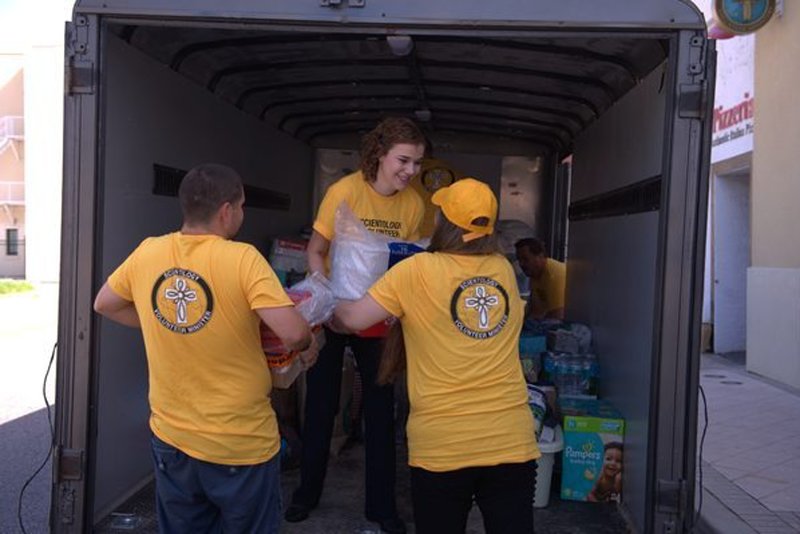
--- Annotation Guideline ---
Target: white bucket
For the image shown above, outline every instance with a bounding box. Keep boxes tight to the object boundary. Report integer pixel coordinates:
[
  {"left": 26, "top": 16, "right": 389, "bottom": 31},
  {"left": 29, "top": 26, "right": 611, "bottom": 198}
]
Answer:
[{"left": 534, "top": 425, "right": 564, "bottom": 508}]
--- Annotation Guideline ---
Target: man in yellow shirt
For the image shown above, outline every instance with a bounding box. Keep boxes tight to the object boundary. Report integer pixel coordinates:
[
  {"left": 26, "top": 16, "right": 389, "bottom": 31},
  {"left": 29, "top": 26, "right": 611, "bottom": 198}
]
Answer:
[
  {"left": 515, "top": 237, "right": 566, "bottom": 320},
  {"left": 94, "top": 164, "right": 312, "bottom": 533}
]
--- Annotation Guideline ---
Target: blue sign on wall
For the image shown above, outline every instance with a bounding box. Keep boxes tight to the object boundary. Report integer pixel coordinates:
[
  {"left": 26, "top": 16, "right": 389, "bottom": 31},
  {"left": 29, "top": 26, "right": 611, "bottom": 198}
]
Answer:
[{"left": 714, "top": 0, "right": 776, "bottom": 34}]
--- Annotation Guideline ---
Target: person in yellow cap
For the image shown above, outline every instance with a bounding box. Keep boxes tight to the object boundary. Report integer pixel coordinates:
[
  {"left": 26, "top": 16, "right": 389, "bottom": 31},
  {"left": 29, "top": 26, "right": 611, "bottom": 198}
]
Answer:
[{"left": 332, "top": 178, "right": 541, "bottom": 534}]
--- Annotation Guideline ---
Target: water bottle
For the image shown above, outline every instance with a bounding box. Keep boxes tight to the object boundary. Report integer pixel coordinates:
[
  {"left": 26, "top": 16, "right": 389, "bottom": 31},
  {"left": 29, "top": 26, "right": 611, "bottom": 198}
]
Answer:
[
  {"left": 556, "top": 355, "right": 584, "bottom": 397},
  {"left": 582, "top": 354, "right": 598, "bottom": 397}
]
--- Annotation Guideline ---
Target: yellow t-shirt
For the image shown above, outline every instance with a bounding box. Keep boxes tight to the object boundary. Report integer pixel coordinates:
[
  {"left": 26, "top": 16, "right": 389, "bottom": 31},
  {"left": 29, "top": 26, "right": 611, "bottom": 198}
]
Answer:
[
  {"left": 531, "top": 258, "right": 567, "bottom": 317},
  {"left": 411, "top": 158, "right": 463, "bottom": 238},
  {"left": 313, "top": 170, "right": 424, "bottom": 243},
  {"left": 107, "top": 232, "right": 293, "bottom": 465},
  {"left": 369, "top": 252, "right": 541, "bottom": 472}
]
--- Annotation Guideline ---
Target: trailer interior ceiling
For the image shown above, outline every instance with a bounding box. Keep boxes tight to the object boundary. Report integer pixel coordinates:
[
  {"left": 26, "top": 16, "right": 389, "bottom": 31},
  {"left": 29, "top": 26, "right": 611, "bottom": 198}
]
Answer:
[{"left": 110, "top": 24, "right": 668, "bottom": 153}]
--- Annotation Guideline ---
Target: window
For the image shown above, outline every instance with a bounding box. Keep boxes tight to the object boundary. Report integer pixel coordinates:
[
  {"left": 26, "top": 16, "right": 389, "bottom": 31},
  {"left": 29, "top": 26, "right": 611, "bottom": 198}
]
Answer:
[{"left": 6, "top": 228, "right": 18, "bottom": 256}]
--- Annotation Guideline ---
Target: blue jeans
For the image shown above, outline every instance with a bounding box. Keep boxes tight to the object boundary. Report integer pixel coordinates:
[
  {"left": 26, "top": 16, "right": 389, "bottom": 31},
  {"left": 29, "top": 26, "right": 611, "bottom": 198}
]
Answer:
[{"left": 150, "top": 434, "right": 282, "bottom": 534}]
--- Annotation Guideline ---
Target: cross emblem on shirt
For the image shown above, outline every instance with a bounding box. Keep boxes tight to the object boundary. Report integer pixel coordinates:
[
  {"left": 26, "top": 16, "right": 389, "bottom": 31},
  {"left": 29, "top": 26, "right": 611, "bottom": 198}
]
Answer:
[
  {"left": 465, "top": 285, "right": 499, "bottom": 330},
  {"left": 164, "top": 277, "right": 197, "bottom": 324}
]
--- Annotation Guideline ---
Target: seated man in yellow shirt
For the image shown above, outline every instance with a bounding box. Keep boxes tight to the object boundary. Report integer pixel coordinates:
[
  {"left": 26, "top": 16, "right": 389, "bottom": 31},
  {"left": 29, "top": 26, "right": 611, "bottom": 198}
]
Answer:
[{"left": 514, "top": 237, "right": 566, "bottom": 320}]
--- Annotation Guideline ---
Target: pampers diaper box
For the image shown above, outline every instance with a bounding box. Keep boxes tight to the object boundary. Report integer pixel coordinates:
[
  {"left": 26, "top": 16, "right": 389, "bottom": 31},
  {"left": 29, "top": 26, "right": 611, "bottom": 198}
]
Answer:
[{"left": 560, "top": 398, "right": 625, "bottom": 502}]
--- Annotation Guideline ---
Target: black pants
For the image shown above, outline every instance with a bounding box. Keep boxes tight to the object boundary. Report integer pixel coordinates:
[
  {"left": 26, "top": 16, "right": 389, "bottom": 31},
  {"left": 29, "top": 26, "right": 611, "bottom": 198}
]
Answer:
[
  {"left": 410, "top": 460, "right": 537, "bottom": 534},
  {"left": 291, "top": 329, "right": 397, "bottom": 521}
]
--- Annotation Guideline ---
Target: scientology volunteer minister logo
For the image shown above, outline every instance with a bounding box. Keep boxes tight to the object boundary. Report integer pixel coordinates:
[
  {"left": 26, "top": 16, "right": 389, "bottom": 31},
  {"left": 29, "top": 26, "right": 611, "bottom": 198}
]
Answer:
[
  {"left": 450, "top": 276, "right": 510, "bottom": 339},
  {"left": 151, "top": 268, "right": 214, "bottom": 334}
]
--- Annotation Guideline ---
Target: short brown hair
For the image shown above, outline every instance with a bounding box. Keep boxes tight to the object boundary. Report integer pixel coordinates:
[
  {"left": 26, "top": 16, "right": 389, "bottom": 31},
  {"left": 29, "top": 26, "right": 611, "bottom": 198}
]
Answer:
[
  {"left": 178, "top": 164, "right": 243, "bottom": 224},
  {"left": 360, "top": 117, "right": 426, "bottom": 182},
  {"left": 515, "top": 237, "right": 546, "bottom": 256}
]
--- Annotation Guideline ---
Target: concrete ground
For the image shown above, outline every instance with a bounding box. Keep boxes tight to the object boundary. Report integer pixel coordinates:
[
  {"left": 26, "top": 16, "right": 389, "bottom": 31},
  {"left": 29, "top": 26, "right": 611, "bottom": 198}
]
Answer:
[
  {"left": 697, "top": 353, "right": 800, "bottom": 533},
  {"left": 0, "top": 283, "right": 59, "bottom": 534}
]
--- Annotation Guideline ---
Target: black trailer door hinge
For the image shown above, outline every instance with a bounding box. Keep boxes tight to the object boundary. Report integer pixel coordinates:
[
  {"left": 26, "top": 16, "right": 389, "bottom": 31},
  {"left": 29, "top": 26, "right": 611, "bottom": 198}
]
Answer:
[
  {"left": 66, "top": 62, "right": 95, "bottom": 95},
  {"left": 65, "top": 17, "right": 95, "bottom": 95},
  {"left": 678, "top": 82, "right": 707, "bottom": 119},
  {"left": 57, "top": 447, "right": 85, "bottom": 481},
  {"left": 657, "top": 478, "right": 688, "bottom": 516},
  {"left": 54, "top": 448, "right": 84, "bottom": 524}
]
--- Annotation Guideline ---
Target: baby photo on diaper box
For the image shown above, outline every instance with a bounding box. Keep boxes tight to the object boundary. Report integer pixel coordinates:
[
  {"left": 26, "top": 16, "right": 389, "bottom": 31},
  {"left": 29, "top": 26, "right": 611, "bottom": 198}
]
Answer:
[{"left": 560, "top": 398, "right": 625, "bottom": 502}]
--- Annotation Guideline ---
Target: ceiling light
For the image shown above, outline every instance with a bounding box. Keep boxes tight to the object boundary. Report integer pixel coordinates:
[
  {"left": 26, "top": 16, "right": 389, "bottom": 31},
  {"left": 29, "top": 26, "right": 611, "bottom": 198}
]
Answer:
[{"left": 387, "top": 35, "right": 414, "bottom": 56}]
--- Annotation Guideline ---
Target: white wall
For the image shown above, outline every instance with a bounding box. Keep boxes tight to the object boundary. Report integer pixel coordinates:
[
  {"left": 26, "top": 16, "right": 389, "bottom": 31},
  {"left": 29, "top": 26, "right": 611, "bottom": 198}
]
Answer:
[
  {"left": 712, "top": 173, "right": 749, "bottom": 353},
  {"left": 747, "top": 269, "right": 800, "bottom": 388},
  {"left": 691, "top": 0, "right": 756, "bottom": 352},
  {"left": 23, "top": 44, "right": 64, "bottom": 283}
]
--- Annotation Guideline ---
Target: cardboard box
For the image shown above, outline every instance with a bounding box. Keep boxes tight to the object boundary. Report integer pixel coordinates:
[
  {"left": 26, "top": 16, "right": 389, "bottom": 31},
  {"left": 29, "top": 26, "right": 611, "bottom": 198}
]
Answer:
[{"left": 560, "top": 398, "right": 625, "bottom": 502}]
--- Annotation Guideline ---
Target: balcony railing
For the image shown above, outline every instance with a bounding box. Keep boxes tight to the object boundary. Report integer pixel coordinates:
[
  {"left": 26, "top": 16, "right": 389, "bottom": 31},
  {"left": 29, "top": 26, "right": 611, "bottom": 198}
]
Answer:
[
  {"left": 0, "top": 116, "right": 24, "bottom": 155},
  {"left": 0, "top": 181, "right": 24, "bottom": 204},
  {"left": 0, "top": 116, "right": 24, "bottom": 139}
]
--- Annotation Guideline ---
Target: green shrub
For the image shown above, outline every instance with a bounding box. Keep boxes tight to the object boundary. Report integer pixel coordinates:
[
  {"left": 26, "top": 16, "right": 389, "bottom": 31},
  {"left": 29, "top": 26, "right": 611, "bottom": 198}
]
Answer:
[{"left": 0, "top": 279, "right": 35, "bottom": 295}]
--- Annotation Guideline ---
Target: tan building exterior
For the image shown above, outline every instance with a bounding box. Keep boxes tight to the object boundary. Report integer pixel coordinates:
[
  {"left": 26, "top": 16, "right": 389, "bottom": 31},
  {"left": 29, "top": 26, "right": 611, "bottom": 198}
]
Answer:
[
  {"left": 0, "top": 56, "right": 25, "bottom": 278},
  {"left": 748, "top": 3, "right": 800, "bottom": 389},
  {"left": 0, "top": 0, "right": 68, "bottom": 283}
]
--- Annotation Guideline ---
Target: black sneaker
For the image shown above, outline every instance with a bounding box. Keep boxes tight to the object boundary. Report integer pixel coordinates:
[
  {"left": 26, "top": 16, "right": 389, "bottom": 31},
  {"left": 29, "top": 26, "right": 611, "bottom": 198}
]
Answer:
[
  {"left": 377, "top": 517, "right": 406, "bottom": 534},
  {"left": 284, "top": 503, "right": 311, "bottom": 523}
]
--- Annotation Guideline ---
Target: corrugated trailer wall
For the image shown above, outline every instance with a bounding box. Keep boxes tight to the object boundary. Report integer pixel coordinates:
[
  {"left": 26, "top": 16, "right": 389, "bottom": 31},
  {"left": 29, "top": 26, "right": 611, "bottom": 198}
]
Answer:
[{"left": 568, "top": 64, "right": 667, "bottom": 530}]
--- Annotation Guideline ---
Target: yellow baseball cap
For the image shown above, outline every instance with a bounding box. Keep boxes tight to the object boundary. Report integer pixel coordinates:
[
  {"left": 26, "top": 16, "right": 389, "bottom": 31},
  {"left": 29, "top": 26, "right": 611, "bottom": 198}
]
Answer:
[{"left": 431, "top": 178, "right": 498, "bottom": 242}]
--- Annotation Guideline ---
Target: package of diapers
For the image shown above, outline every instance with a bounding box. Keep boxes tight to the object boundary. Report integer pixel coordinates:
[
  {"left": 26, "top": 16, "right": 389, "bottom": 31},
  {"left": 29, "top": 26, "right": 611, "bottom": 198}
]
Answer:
[{"left": 560, "top": 398, "right": 625, "bottom": 502}]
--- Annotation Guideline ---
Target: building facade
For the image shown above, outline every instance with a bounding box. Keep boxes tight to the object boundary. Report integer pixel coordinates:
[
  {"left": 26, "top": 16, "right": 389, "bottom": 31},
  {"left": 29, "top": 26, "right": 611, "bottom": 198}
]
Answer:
[
  {"left": 695, "top": 0, "right": 799, "bottom": 389},
  {"left": 748, "top": 2, "right": 800, "bottom": 389},
  {"left": 0, "top": 56, "right": 25, "bottom": 278},
  {"left": 0, "top": 0, "right": 68, "bottom": 283}
]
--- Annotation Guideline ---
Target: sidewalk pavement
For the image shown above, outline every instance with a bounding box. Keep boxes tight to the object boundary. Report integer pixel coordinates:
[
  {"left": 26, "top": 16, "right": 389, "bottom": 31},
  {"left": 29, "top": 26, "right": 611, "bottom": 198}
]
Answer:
[
  {"left": 0, "top": 284, "right": 59, "bottom": 533},
  {"left": 697, "top": 353, "right": 800, "bottom": 534}
]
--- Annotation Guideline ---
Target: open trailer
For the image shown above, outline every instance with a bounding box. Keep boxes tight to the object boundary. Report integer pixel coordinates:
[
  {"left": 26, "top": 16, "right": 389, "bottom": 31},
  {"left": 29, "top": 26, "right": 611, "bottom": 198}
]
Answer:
[{"left": 53, "top": 1, "right": 715, "bottom": 532}]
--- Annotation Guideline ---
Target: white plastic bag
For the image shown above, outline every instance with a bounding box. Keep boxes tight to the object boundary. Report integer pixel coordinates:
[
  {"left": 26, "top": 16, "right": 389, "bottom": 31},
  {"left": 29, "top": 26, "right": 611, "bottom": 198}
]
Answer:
[
  {"left": 329, "top": 202, "right": 429, "bottom": 301},
  {"left": 260, "top": 273, "right": 334, "bottom": 389},
  {"left": 288, "top": 271, "right": 336, "bottom": 327},
  {"left": 329, "top": 203, "right": 393, "bottom": 300}
]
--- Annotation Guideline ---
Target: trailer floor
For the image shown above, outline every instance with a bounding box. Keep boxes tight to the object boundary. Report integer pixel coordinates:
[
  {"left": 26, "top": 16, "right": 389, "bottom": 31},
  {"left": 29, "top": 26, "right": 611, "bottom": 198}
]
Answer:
[{"left": 95, "top": 438, "right": 629, "bottom": 533}]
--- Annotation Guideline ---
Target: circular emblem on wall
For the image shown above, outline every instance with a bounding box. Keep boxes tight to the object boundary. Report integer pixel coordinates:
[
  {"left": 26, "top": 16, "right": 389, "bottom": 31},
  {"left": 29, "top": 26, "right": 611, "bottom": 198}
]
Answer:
[
  {"left": 151, "top": 268, "right": 214, "bottom": 334},
  {"left": 713, "top": 0, "right": 775, "bottom": 35},
  {"left": 450, "top": 276, "right": 510, "bottom": 339},
  {"left": 421, "top": 166, "right": 456, "bottom": 193}
]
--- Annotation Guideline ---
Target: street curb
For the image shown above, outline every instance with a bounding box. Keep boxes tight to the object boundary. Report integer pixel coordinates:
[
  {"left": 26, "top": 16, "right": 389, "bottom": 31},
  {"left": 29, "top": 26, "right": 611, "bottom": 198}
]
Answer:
[{"left": 695, "top": 487, "right": 757, "bottom": 534}]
